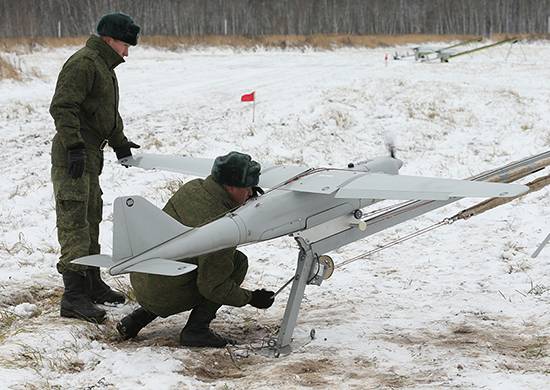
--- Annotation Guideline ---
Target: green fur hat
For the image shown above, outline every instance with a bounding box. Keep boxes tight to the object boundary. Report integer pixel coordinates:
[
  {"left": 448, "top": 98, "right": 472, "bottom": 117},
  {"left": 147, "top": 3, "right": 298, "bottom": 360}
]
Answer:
[
  {"left": 211, "top": 152, "right": 261, "bottom": 187},
  {"left": 97, "top": 12, "right": 140, "bottom": 46}
]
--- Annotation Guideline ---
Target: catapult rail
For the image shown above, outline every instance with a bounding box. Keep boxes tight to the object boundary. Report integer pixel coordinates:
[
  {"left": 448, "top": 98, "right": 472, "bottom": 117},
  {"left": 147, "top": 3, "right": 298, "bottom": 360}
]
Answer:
[
  {"left": 452, "top": 174, "right": 550, "bottom": 221},
  {"left": 435, "top": 37, "right": 482, "bottom": 53},
  {"left": 440, "top": 37, "right": 518, "bottom": 62}
]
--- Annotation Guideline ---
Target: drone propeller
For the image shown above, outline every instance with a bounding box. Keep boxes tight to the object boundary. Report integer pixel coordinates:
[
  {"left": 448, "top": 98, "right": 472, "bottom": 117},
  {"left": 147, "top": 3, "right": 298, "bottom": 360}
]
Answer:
[
  {"left": 347, "top": 132, "right": 397, "bottom": 169},
  {"left": 383, "top": 132, "right": 396, "bottom": 159}
]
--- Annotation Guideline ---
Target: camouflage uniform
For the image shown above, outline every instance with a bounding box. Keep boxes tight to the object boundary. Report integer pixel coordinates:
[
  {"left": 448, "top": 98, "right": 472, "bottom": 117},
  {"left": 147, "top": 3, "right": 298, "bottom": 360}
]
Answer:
[
  {"left": 130, "top": 176, "right": 254, "bottom": 317},
  {"left": 50, "top": 35, "right": 130, "bottom": 274}
]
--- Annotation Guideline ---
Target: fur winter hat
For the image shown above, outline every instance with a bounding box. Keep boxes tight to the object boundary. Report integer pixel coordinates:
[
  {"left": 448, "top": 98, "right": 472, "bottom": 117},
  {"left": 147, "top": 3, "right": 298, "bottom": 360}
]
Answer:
[
  {"left": 97, "top": 12, "right": 140, "bottom": 46},
  {"left": 211, "top": 152, "right": 261, "bottom": 188}
]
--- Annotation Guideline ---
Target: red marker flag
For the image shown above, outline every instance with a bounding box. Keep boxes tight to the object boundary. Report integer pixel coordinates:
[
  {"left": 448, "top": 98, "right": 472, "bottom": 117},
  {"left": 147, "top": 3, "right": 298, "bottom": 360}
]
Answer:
[{"left": 241, "top": 91, "right": 255, "bottom": 102}]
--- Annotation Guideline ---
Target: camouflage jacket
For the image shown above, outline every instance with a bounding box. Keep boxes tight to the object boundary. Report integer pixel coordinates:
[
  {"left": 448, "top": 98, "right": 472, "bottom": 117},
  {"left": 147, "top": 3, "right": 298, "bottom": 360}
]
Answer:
[
  {"left": 130, "top": 176, "right": 253, "bottom": 317},
  {"left": 50, "top": 35, "right": 128, "bottom": 175}
]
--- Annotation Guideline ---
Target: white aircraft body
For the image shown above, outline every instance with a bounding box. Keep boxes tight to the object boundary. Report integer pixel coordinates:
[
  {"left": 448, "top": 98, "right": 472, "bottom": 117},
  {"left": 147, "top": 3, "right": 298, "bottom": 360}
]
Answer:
[{"left": 73, "top": 153, "right": 528, "bottom": 276}]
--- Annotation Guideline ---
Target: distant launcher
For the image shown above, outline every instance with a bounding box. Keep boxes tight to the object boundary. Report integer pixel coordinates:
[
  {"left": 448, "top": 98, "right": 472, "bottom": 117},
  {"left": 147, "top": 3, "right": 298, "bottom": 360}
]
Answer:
[
  {"left": 438, "top": 37, "right": 518, "bottom": 62},
  {"left": 393, "top": 37, "right": 518, "bottom": 63}
]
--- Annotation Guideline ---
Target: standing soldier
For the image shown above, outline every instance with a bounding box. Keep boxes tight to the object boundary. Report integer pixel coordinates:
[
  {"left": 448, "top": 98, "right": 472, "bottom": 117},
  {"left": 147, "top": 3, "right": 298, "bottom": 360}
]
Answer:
[{"left": 50, "top": 13, "right": 141, "bottom": 323}]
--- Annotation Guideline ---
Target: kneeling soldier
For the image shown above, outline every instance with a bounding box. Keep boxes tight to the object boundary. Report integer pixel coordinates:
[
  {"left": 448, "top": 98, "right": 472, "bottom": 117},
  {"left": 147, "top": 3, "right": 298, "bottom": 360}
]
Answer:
[{"left": 117, "top": 151, "right": 275, "bottom": 347}]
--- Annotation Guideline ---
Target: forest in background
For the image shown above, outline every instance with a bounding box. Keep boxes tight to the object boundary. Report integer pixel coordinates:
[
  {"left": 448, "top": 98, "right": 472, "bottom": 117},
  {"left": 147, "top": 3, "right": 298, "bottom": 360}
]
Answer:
[{"left": 1, "top": 0, "right": 550, "bottom": 38}]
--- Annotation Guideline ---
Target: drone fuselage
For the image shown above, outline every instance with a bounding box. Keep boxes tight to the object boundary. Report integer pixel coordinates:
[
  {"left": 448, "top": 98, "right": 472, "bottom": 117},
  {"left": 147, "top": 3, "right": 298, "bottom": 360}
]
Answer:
[{"left": 108, "top": 188, "right": 376, "bottom": 275}]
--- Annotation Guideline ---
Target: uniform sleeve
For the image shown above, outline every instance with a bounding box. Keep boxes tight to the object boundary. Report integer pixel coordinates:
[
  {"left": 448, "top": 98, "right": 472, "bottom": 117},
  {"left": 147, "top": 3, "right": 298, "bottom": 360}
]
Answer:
[
  {"left": 49, "top": 59, "right": 95, "bottom": 149},
  {"left": 108, "top": 111, "right": 128, "bottom": 149},
  {"left": 196, "top": 248, "right": 252, "bottom": 307}
]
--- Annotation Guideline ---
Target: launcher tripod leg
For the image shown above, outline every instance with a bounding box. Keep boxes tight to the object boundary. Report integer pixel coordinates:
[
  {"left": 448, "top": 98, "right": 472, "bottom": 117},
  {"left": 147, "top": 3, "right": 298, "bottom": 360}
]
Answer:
[
  {"left": 532, "top": 232, "right": 550, "bottom": 258},
  {"left": 272, "top": 238, "right": 315, "bottom": 356}
]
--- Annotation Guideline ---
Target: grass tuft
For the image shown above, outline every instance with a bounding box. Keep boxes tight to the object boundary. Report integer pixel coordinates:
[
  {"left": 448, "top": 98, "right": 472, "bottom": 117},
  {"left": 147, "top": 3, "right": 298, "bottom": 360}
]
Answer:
[
  {"left": 0, "top": 309, "right": 18, "bottom": 343},
  {"left": 0, "top": 232, "right": 34, "bottom": 255},
  {"left": 112, "top": 277, "right": 136, "bottom": 303},
  {"left": 0, "top": 55, "right": 20, "bottom": 80}
]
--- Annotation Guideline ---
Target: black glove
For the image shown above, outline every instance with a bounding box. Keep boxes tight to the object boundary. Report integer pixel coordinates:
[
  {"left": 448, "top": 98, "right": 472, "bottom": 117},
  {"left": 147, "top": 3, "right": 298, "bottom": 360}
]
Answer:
[
  {"left": 114, "top": 141, "right": 140, "bottom": 161},
  {"left": 249, "top": 289, "right": 275, "bottom": 309},
  {"left": 67, "top": 146, "right": 86, "bottom": 179},
  {"left": 252, "top": 186, "right": 264, "bottom": 198}
]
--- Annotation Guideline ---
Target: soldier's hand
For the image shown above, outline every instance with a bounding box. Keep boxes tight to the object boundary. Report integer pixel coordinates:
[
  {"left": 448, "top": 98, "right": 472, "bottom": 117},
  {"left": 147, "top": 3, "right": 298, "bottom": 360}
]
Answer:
[
  {"left": 67, "top": 146, "right": 86, "bottom": 179},
  {"left": 249, "top": 289, "right": 275, "bottom": 309},
  {"left": 252, "top": 186, "right": 264, "bottom": 198},
  {"left": 115, "top": 141, "right": 140, "bottom": 163}
]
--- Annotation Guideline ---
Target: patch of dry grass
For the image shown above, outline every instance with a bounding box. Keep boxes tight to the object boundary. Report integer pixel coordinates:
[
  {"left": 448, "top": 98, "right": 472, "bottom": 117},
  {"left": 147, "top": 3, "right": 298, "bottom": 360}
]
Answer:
[
  {"left": 0, "top": 232, "right": 34, "bottom": 255},
  {"left": 141, "top": 33, "right": 519, "bottom": 50},
  {"left": 1, "top": 33, "right": 543, "bottom": 53},
  {"left": 0, "top": 36, "right": 84, "bottom": 80},
  {"left": 0, "top": 36, "right": 85, "bottom": 52},
  {"left": 111, "top": 277, "right": 136, "bottom": 303},
  {"left": 0, "top": 309, "right": 18, "bottom": 342},
  {"left": 0, "top": 33, "right": 544, "bottom": 81},
  {"left": 0, "top": 55, "right": 20, "bottom": 80}
]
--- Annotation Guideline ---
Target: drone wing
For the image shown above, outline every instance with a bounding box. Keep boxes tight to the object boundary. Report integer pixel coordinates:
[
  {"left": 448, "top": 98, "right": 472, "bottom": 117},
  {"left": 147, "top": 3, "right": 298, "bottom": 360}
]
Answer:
[
  {"left": 119, "top": 154, "right": 214, "bottom": 177},
  {"left": 120, "top": 154, "right": 527, "bottom": 200},
  {"left": 119, "top": 153, "right": 309, "bottom": 189},
  {"left": 282, "top": 170, "right": 528, "bottom": 200}
]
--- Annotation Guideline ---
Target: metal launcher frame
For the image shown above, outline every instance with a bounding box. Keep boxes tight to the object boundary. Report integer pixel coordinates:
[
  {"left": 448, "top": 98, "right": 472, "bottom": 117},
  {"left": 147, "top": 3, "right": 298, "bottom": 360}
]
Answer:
[{"left": 270, "top": 150, "right": 550, "bottom": 356}]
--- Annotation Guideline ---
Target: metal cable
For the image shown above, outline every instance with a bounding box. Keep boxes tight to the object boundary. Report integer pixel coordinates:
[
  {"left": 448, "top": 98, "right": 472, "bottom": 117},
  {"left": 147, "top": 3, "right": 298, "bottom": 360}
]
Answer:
[{"left": 335, "top": 219, "right": 452, "bottom": 269}]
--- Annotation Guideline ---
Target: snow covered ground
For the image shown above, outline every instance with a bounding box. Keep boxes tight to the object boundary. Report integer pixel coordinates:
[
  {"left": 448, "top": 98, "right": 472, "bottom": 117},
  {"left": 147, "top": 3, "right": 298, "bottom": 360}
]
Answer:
[{"left": 0, "top": 40, "right": 549, "bottom": 389}]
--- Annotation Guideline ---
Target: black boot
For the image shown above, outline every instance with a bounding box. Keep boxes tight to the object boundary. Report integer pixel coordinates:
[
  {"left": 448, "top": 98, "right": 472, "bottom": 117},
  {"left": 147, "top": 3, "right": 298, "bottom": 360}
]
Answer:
[
  {"left": 60, "top": 270, "right": 106, "bottom": 323},
  {"left": 179, "top": 306, "right": 236, "bottom": 348},
  {"left": 87, "top": 267, "right": 125, "bottom": 304},
  {"left": 116, "top": 307, "right": 157, "bottom": 340}
]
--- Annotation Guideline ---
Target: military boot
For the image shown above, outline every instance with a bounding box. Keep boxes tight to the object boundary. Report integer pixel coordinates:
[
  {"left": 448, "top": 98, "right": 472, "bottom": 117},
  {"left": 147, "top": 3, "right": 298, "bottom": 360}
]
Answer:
[
  {"left": 179, "top": 306, "right": 237, "bottom": 348},
  {"left": 116, "top": 307, "right": 157, "bottom": 340},
  {"left": 87, "top": 267, "right": 125, "bottom": 304},
  {"left": 60, "top": 270, "right": 106, "bottom": 323}
]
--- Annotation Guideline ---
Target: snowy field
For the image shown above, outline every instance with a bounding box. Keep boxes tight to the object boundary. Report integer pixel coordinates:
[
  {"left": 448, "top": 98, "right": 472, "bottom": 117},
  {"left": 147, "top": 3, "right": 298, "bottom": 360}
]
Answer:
[{"left": 0, "top": 40, "right": 549, "bottom": 389}]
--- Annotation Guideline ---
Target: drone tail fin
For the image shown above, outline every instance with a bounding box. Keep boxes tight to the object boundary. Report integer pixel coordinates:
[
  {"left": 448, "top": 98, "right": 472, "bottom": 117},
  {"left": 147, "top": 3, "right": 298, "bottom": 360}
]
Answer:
[
  {"left": 72, "top": 196, "right": 196, "bottom": 276},
  {"left": 111, "top": 196, "right": 192, "bottom": 261}
]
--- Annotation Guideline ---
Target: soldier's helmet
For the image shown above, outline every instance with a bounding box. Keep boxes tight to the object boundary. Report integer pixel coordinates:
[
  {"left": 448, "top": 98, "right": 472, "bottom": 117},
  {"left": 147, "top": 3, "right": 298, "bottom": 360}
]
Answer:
[
  {"left": 97, "top": 12, "right": 140, "bottom": 46},
  {"left": 212, "top": 151, "right": 261, "bottom": 188}
]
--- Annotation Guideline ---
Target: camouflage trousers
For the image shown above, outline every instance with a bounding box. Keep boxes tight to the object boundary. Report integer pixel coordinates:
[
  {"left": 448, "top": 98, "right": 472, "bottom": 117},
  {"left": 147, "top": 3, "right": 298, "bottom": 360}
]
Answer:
[
  {"left": 51, "top": 166, "right": 103, "bottom": 274},
  {"left": 131, "top": 251, "right": 249, "bottom": 318},
  {"left": 193, "top": 251, "right": 249, "bottom": 317}
]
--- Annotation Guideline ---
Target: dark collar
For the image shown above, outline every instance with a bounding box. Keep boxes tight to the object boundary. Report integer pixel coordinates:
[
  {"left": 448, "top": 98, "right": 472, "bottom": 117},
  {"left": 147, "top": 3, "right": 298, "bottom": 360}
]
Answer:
[{"left": 86, "top": 35, "right": 124, "bottom": 70}]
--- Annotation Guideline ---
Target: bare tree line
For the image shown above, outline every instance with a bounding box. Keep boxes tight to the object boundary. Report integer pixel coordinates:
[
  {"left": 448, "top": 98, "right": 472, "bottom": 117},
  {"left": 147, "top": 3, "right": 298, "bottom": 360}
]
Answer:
[{"left": 1, "top": 0, "right": 549, "bottom": 38}]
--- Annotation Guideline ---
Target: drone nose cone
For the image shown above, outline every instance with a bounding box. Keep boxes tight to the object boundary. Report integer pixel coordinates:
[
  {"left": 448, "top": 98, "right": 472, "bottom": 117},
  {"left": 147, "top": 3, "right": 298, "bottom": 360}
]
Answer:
[
  {"left": 394, "top": 158, "right": 404, "bottom": 170},
  {"left": 365, "top": 156, "right": 403, "bottom": 175}
]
